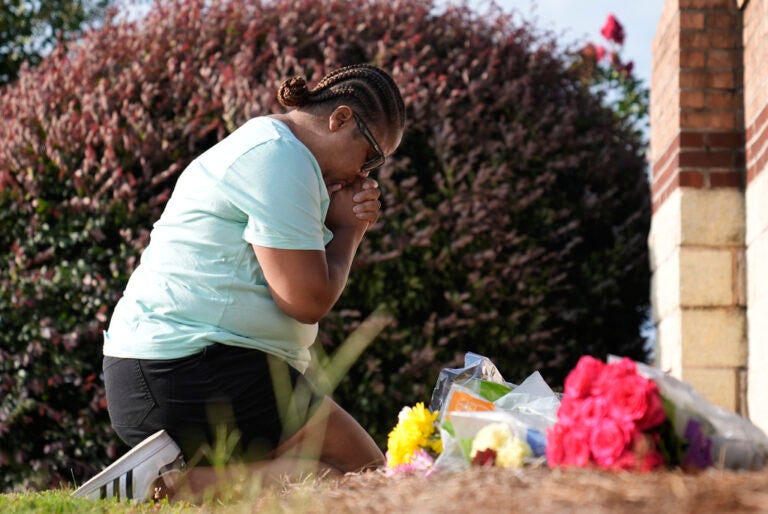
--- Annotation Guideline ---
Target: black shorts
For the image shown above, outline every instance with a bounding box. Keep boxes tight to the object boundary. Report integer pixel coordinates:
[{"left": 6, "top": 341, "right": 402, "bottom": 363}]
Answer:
[{"left": 103, "top": 344, "right": 324, "bottom": 465}]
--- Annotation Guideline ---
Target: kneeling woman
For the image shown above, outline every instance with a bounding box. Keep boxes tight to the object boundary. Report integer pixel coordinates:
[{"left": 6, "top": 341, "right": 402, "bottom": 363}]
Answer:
[{"left": 75, "top": 64, "right": 406, "bottom": 502}]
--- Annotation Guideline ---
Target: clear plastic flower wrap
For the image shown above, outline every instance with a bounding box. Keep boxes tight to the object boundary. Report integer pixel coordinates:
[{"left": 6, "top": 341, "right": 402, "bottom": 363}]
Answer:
[
  {"left": 629, "top": 358, "right": 768, "bottom": 470},
  {"left": 431, "top": 358, "right": 561, "bottom": 472},
  {"left": 429, "top": 352, "right": 511, "bottom": 413}
]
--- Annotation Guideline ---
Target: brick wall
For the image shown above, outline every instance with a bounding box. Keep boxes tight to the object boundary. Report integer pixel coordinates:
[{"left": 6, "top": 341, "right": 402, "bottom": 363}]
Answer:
[
  {"left": 649, "top": 0, "right": 747, "bottom": 414},
  {"left": 651, "top": 0, "right": 744, "bottom": 210},
  {"left": 651, "top": 0, "right": 768, "bottom": 431}
]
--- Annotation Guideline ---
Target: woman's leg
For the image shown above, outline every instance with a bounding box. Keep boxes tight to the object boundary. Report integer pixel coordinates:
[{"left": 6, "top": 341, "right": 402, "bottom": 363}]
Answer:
[
  {"left": 106, "top": 347, "right": 383, "bottom": 502},
  {"left": 271, "top": 396, "right": 385, "bottom": 472},
  {"left": 168, "top": 456, "right": 340, "bottom": 503},
  {"left": 166, "top": 396, "right": 383, "bottom": 502}
]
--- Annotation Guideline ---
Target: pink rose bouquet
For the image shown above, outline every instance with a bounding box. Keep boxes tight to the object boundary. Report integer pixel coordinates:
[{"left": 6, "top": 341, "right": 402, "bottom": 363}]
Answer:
[{"left": 546, "top": 356, "right": 710, "bottom": 472}]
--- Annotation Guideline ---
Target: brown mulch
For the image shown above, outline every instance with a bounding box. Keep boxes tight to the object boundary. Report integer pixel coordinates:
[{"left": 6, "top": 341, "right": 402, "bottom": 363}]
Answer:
[{"left": 257, "top": 466, "right": 768, "bottom": 514}]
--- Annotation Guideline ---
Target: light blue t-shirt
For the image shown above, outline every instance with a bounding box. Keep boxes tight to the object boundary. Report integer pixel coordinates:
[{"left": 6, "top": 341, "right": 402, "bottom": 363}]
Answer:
[{"left": 103, "top": 117, "right": 333, "bottom": 372}]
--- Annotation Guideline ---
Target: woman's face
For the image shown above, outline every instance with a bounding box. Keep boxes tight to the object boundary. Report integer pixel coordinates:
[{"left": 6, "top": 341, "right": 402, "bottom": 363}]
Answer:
[{"left": 321, "top": 107, "right": 401, "bottom": 190}]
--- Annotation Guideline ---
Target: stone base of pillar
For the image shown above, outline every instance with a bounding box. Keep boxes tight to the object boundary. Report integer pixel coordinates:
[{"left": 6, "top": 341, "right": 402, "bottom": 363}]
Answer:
[{"left": 649, "top": 187, "right": 746, "bottom": 413}]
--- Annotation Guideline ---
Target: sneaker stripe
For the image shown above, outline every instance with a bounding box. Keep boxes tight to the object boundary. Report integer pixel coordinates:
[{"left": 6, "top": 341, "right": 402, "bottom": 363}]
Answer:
[
  {"left": 126, "top": 469, "right": 133, "bottom": 499},
  {"left": 71, "top": 430, "right": 185, "bottom": 502}
]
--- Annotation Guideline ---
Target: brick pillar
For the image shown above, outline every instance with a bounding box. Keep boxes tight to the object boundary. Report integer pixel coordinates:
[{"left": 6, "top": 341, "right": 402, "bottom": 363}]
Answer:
[
  {"left": 649, "top": 0, "right": 747, "bottom": 413},
  {"left": 743, "top": 0, "right": 768, "bottom": 432}
]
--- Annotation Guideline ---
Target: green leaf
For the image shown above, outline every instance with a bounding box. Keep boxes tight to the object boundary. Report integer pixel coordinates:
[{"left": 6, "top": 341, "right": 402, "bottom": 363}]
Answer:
[{"left": 477, "top": 380, "right": 514, "bottom": 402}]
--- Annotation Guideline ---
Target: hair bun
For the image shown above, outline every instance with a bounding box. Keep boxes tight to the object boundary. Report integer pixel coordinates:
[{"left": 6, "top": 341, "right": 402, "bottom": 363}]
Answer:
[{"left": 277, "top": 76, "right": 310, "bottom": 107}]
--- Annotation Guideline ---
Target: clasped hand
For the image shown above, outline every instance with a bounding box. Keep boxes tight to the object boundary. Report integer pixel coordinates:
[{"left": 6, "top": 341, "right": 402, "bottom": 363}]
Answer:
[{"left": 326, "top": 178, "right": 381, "bottom": 231}]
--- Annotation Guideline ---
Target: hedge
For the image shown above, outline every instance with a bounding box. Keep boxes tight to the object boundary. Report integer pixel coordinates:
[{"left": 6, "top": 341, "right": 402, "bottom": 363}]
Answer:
[{"left": 0, "top": 0, "right": 650, "bottom": 490}]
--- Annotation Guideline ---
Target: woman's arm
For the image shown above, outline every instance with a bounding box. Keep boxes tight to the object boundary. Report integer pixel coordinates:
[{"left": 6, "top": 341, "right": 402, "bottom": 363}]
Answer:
[{"left": 252, "top": 178, "right": 380, "bottom": 324}]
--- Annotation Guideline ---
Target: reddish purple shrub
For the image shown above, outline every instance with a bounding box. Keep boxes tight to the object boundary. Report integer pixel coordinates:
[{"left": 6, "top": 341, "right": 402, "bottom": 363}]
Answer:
[{"left": 0, "top": 0, "right": 650, "bottom": 489}]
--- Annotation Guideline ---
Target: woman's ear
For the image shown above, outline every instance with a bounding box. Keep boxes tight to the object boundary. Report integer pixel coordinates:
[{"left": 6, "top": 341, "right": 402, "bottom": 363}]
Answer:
[{"left": 329, "top": 105, "right": 354, "bottom": 132}]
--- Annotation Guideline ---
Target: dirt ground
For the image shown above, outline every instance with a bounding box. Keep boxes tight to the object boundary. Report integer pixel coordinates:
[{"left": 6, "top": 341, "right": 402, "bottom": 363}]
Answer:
[{"left": 255, "top": 466, "right": 768, "bottom": 514}]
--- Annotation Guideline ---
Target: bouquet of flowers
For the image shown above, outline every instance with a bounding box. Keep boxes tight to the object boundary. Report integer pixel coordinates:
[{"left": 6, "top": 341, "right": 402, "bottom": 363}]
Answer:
[
  {"left": 546, "top": 355, "right": 671, "bottom": 471},
  {"left": 384, "top": 353, "right": 768, "bottom": 476},
  {"left": 546, "top": 355, "right": 768, "bottom": 471},
  {"left": 384, "top": 392, "right": 545, "bottom": 475},
  {"left": 385, "top": 402, "right": 443, "bottom": 475},
  {"left": 388, "top": 353, "right": 559, "bottom": 473}
]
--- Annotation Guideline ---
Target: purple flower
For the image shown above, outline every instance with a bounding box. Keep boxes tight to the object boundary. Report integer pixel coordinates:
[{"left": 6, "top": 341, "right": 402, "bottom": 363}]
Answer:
[{"left": 682, "top": 419, "right": 713, "bottom": 469}]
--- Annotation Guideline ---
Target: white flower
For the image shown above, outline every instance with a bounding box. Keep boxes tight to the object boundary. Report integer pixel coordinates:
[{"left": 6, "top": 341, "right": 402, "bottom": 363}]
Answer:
[
  {"left": 496, "top": 437, "right": 532, "bottom": 468},
  {"left": 471, "top": 423, "right": 513, "bottom": 457},
  {"left": 470, "top": 422, "right": 532, "bottom": 468}
]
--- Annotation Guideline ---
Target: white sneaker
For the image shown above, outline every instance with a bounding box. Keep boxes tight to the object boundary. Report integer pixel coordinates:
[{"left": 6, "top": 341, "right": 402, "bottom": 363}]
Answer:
[{"left": 72, "top": 430, "right": 186, "bottom": 502}]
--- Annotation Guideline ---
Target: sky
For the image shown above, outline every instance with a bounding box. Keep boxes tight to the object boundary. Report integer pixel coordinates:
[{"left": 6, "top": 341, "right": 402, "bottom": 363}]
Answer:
[
  {"left": 121, "top": 1, "right": 668, "bottom": 88},
  {"left": 470, "top": 0, "right": 669, "bottom": 88},
  {"left": 486, "top": 1, "right": 666, "bottom": 346}
]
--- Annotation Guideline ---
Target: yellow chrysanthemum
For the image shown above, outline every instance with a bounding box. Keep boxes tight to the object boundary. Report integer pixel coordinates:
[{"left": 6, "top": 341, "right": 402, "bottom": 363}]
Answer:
[
  {"left": 386, "top": 402, "right": 440, "bottom": 467},
  {"left": 427, "top": 433, "right": 443, "bottom": 455}
]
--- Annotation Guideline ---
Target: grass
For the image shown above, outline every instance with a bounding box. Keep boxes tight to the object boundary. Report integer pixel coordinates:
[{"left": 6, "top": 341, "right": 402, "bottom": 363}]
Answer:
[
  {"left": 1, "top": 309, "right": 395, "bottom": 513},
  {"left": 10, "top": 466, "right": 767, "bottom": 514},
  {"left": 0, "top": 488, "right": 213, "bottom": 513},
  {"left": 0, "top": 477, "right": 335, "bottom": 514}
]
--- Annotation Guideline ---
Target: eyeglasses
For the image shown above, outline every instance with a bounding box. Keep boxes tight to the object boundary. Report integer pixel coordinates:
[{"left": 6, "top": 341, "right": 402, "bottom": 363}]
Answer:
[{"left": 352, "top": 112, "right": 385, "bottom": 173}]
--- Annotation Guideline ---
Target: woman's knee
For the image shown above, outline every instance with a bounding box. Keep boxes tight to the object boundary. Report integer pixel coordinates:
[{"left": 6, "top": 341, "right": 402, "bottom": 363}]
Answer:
[
  {"left": 312, "top": 397, "right": 384, "bottom": 470},
  {"left": 273, "top": 396, "right": 384, "bottom": 471}
]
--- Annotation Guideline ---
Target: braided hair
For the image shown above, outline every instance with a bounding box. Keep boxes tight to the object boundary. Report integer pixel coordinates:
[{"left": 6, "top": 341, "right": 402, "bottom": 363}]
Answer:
[{"left": 277, "top": 64, "right": 406, "bottom": 135}]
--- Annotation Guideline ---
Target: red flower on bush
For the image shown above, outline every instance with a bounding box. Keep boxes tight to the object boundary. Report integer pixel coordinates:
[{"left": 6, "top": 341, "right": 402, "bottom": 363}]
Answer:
[
  {"left": 580, "top": 43, "right": 606, "bottom": 63},
  {"left": 547, "top": 356, "right": 667, "bottom": 472},
  {"left": 579, "top": 13, "right": 635, "bottom": 82},
  {"left": 600, "top": 14, "right": 625, "bottom": 45},
  {"left": 619, "top": 60, "right": 634, "bottom": 77},
  {"left": 595, "top": 45, "right": 606, "bottom": 61}
]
